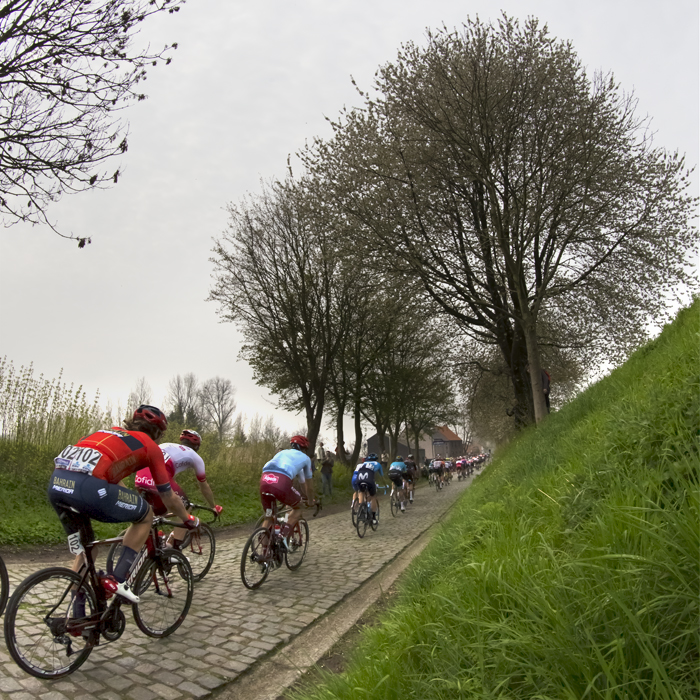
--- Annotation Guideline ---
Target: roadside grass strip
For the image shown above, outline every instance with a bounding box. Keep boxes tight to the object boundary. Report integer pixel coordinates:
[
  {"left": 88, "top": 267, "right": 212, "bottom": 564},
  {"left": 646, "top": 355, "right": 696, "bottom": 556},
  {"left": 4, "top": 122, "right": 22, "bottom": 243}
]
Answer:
[{"left": 292, "top": 301, "right": 700, "bottom": 700}]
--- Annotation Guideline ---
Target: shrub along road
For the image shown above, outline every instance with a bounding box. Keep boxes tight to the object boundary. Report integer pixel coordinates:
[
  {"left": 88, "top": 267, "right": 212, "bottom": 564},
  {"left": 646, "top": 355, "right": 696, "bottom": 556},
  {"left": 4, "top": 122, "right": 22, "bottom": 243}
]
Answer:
[{"left": 0, "top": 476, "right": 475, "bottom": 699}]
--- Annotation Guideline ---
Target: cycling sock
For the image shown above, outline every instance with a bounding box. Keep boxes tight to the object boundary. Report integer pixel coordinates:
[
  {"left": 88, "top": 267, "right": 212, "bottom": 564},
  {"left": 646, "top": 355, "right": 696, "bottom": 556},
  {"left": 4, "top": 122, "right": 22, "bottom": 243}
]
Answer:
[{"left": 113, "top": 546, "right": 138, "bottom": 583}]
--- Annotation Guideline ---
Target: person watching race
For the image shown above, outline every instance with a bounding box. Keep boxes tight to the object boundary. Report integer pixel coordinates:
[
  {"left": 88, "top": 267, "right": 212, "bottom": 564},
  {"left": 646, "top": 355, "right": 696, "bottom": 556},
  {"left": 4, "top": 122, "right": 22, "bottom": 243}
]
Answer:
[
  {"left": 404, "top": 454, "right": 418, "bottom": 503},
  {"left": 355, "top": 453, "right": 384, "bottom": 525},
  {"left": 47, "top": 405, "right": 198, "bottom": 603},
  {"left": 388, "top": 456, "right": 408, "bottom": 512},
  {"left": 134, "top": 429, "right": 223, "bottom": 551},
  {"left": 259, "top": 435, "right": 316, "bottom": 548}
]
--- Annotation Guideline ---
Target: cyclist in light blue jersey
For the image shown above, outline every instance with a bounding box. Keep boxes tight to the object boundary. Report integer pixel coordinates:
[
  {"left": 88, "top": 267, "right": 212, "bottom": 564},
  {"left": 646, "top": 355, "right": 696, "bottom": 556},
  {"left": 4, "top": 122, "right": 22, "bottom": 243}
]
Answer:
[{"left": 260, "top": 435, "right": 316, "bottom": 548}]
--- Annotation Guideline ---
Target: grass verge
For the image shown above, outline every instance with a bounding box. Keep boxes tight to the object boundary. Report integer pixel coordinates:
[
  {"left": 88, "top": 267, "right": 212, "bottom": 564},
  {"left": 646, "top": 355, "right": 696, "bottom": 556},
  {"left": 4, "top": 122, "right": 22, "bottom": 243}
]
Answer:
[{"left": 291, "top": 301, "right": 699, "bottom": 699}]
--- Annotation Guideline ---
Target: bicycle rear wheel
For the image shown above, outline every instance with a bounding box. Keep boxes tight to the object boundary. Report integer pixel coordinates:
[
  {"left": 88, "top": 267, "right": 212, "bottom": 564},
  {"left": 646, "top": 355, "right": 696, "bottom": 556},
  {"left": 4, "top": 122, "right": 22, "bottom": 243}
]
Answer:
[
  {"left": 182, "top": 523, "right": 216, "bottom": 582},
  {"left": 356, "top": 503, "right": 368, "bottom": 538},
  {"left": 351, "top": 499, "right": 359, "bottom": 527},
  {"left": 0, "top": 554, "right": 8, "bottom": 616},
  {"left": 284, "top": 519, "right": 309, "bottom": 571},
  {"left": 241, "top": 527, "right": 272, "bottom": 589},
  {"left": 3, "top": 567, "right": 97, "bottom": 679},
  {"left": 370, "top": 501, "right": 379, "bottom": 531},
  {"left": 132, "top": 551, "right": 193, "bottom": 638}
]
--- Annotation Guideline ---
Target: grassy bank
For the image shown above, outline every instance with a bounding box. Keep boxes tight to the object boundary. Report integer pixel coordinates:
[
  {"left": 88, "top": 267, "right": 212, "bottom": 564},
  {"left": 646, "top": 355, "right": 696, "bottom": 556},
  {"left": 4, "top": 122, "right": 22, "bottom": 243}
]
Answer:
[{"left": 294, "top": 301, "right": 699, "bottom": 700}]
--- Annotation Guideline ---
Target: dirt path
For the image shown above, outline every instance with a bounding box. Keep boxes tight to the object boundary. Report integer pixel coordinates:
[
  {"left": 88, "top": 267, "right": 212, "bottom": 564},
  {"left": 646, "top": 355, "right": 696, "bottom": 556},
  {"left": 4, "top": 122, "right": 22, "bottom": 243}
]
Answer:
[{"left": 0, "top": 477, "right": 475, "bottom": 700}]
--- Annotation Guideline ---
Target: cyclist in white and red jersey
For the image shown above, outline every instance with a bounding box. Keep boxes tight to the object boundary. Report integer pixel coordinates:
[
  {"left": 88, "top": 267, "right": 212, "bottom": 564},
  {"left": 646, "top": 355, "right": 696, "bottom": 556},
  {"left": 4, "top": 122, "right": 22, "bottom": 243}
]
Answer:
[
  {"left": 260, "top": 435, "right": 316, "bottom": 548},
  {"left": 47, "top": 405, "right": 198, "bottom": 603},
  {"left": 135, "top": 429, "right": 223, "bottom": 549}
]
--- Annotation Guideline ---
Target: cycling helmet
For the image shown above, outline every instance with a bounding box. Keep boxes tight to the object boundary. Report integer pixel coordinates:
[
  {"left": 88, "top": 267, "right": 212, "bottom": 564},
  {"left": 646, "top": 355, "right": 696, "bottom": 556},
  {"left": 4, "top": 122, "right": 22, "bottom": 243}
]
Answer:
[
  {"left": 180, "top": 429, "right": 202, "bottom": 450},
  {"left": 408, "top": 454, "right": 413, "bottom": 458},
  {"left": 396, "top": 455, "right": 404, "bottom": 461},
  {"left": 366, "top": 453, "right": 378, "bottom": 461},
  {"left": 290, "top": 435, "right": 310, "bottom": 451},
  {"left": 133, "top": 405, "right": 167, "bottom": 432}
]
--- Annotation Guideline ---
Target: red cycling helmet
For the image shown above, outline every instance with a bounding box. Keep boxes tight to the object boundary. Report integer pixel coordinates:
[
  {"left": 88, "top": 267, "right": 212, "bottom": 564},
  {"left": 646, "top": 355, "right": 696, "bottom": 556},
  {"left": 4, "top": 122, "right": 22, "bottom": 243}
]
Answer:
[
  {"left": 290, "top": 435, "right": 310, "bottom": 450},
  {"left": 133, "top": 405, "right": 168, "bottom": 432},
  {"left": 180, "top": 429, "right": 202, "bottom": 450}
]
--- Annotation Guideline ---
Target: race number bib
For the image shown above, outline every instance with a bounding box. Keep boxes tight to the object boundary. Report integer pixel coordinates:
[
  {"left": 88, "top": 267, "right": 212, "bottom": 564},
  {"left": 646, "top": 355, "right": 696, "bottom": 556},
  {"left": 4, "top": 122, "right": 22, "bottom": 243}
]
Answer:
[{"left": 55, "top": 445, "right": 103, "bottom": 474}]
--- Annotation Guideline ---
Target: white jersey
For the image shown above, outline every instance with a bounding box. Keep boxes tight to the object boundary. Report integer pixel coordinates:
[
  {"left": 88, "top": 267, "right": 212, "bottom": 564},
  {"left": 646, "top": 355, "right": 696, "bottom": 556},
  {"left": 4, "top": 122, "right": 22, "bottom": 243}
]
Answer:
[{"left": 160, "top": 443, "right": 207, "bottom": 483}]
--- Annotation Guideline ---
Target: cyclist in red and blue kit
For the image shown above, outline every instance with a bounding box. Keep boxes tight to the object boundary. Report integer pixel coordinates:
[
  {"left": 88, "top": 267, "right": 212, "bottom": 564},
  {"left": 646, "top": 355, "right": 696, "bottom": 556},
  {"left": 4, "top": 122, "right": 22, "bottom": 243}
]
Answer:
[{"left": 47, "top": 405, "right": 198, "bottom": 603}]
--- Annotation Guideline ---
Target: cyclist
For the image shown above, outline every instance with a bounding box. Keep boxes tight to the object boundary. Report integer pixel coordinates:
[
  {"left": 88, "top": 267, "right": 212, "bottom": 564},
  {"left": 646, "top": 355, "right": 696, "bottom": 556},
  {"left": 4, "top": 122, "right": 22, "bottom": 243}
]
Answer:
[
  {"left": 47, "top": 405, "right": 198, "bottom": 603},
  {"left": 351, "top": 456, "right": 366, "bottom": 512},
  {"left": 355, "top": 453, "right": 383, "bottom": 525},
  {"left": 404, "top": 454, "right": 418, "bottom": 503},
  {"left": 259, "top": 435, "right": 316, "bottom": 548},
  {"left": 431, "top": 455, "right": 445, "bottom": 488},
  {"left": 388, "top": 456, "right": 408, "bottom": 512},
  {"left": 135, "top": 429, "right": 223, "bottom": 550}
]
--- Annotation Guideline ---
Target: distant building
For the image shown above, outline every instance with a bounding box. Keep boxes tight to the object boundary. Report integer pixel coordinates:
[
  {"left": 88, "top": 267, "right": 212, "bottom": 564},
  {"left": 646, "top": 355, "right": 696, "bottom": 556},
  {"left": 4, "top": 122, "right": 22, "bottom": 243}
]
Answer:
[
  {"left": 420, "top": 426, "right": 464, "bottom": 460},
  {"left": 365, "top": 424, "right": 467, "bottom": 464}
]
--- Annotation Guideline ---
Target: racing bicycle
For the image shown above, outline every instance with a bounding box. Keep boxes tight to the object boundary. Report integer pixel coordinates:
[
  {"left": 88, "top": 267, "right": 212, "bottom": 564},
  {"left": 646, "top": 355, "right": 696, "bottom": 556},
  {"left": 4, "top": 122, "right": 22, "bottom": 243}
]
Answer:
[
  {"left": 3, "top": 515, "right": 194, "bottom": 679},
  {"left": 240, "top": 500, "right": 319, "bottom": 589}
]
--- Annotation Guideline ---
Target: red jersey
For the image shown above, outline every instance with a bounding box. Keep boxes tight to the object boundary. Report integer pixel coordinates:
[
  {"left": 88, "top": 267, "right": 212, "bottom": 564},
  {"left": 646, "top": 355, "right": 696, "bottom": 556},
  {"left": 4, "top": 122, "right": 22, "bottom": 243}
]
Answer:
[{"left": 54, "top": 427, "right": 171, "bottom": 489}]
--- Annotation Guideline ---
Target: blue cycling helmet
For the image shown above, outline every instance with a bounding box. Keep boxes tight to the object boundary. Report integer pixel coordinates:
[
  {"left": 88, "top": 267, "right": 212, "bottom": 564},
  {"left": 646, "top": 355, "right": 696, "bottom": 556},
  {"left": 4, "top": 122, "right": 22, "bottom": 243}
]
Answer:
[{"left": 366, "top": 453, "right": 378, "bottom": 461}]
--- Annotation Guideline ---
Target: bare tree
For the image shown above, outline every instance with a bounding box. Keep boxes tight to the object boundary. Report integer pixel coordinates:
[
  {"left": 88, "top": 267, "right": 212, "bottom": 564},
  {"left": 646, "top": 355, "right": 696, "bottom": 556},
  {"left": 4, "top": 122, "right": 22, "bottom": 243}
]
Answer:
[
  {"left": 209, "top": 178, "right": 358, "bottom": 454},
  {"left": 166, "top": 373, "right": 200, "bottom": 423},
  {"left": 199, "top": 377, "right": 236, "bottom": 441},
  {"left": 127, "top": 377, "right": 152, "bottom": 413},
  {"left": 0, "top": 0, "right": 185, "bottom": 242}
]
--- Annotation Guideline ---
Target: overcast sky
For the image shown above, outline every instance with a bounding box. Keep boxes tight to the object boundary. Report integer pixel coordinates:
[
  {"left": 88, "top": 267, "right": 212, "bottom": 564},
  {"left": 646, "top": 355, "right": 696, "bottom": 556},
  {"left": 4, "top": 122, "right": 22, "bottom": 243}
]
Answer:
[{"left": 1, "top": 0, "right": 697, "bottom": 439}]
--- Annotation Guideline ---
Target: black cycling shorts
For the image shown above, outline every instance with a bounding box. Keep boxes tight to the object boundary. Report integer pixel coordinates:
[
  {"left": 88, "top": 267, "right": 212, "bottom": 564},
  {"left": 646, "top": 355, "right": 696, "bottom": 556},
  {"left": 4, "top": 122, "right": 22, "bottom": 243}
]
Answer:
[
  {"left": 48, "top": 469, "right": 150, "bottom": 545},
  {"left": 389, "top": 471, "right": 405, "bottom": 487}
]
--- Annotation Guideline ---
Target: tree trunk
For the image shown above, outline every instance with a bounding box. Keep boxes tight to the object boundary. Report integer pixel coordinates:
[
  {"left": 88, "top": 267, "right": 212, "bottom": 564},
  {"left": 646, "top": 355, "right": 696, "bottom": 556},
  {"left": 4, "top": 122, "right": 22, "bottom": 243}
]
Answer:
[
  {"left": 334, "top": 403, "right": 349, "bottom": 466},
  {"left": 522, "top": 315, "right": 548, "bottom": 424}
]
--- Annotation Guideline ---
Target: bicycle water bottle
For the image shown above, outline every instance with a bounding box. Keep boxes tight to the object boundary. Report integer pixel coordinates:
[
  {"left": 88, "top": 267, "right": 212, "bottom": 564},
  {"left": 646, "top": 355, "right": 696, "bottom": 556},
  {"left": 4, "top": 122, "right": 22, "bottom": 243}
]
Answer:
[{"left": 98, "top": 571, "right": 117, "bottom": 599}]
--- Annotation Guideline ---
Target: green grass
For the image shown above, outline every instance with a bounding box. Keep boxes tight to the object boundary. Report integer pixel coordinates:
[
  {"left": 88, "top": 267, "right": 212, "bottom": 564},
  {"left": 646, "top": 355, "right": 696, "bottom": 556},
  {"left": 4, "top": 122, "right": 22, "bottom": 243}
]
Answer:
[{"left": 293, "top": 300, "right": 700, "bottom": 700}]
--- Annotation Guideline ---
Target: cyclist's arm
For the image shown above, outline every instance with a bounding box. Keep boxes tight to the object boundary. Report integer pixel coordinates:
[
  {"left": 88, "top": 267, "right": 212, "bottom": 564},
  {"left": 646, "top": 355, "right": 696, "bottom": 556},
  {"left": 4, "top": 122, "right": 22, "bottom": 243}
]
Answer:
[
  {"left": 162, "top": 489, "right": 191, "bottom": 523},
  {"left": 197, "top": 479, "right": 216, "bottom": 509}
]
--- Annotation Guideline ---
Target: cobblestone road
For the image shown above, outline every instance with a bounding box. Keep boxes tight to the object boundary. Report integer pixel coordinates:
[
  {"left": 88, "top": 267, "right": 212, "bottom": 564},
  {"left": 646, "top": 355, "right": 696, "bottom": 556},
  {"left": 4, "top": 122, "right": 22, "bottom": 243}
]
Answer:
[{"left": 0, "top": 476, "right": 474, "bottom": 700}]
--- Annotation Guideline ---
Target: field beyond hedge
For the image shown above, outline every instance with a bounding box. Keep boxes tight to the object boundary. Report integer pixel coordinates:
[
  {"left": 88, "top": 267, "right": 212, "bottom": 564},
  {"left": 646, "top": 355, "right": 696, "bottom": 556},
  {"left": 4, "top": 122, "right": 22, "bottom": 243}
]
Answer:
[{"left": 294, "top": 301, "right": 699, "bottom": 700}]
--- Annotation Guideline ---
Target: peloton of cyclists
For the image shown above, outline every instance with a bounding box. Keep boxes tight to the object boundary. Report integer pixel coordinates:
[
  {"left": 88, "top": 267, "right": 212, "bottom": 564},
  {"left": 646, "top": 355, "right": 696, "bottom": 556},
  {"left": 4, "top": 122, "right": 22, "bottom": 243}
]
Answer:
[
  {"left": 259, "top": 435, "right": 316, "bottom": 548},
  {"left": 388, "top": 455, "right": 408, "bottom": 512},
  {"left": 134, "top": 429, "right": 223, "bottom": 551},
  {"left": 48, "top": 405, "right": 198, "bottom": 603},
  {"left": 354, "top": 453, "right": 383, "bottom": 525}
]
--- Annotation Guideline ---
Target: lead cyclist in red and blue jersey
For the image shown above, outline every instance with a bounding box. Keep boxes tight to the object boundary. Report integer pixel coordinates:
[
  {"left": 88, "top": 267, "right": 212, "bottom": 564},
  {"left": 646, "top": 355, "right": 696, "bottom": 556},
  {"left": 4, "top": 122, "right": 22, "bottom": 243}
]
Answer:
[{"left": 47, "top": 405, "right": 198, "bottom": 603}]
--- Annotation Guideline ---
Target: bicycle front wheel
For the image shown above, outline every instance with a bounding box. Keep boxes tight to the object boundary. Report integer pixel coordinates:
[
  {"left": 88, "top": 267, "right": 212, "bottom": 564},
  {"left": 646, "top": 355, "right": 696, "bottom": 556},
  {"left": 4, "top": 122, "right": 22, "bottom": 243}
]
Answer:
[
  {"left": 183, "top": 523, "right": 216, "bottom": 582},
  {"left": 0, "top": 554, "right": 9, "bottom": 616},
  {"left": 132, "top": 551, "right": 193, "bottom": 638},
  {"left": 105, "top": 530, "right": 127, "bottom": 576},
  {"left": 390, "top": 493, "right": 399, "bottom": 517},
  {"left": 3, "top": 567, "right": 97, "bottom": 679},
  {"left": 240, "top": 527, "right": 272, "bottom": 589},
  {"left": 285, "top": 519, "right": 309, "bottom": 571}
]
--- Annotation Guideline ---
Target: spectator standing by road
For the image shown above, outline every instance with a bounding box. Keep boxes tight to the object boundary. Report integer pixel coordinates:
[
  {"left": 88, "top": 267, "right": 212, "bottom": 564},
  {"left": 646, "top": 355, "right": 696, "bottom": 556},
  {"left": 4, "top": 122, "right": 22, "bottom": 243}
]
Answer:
[
  {"left": 320, "top": 449, "right": 334, "bottom": 497},
  {"left": 380, "top": 450, "right": 390, "bottom": 474},
  {"left": 527, "top": 364, "right": 551, "bottom": 414}
]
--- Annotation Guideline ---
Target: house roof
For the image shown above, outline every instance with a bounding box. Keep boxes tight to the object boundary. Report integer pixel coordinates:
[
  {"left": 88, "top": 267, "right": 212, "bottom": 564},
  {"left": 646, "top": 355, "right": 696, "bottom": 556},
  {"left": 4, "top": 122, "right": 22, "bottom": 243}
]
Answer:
[{"left": 435, "top": 425, "right": 462, "bottom": 442}]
